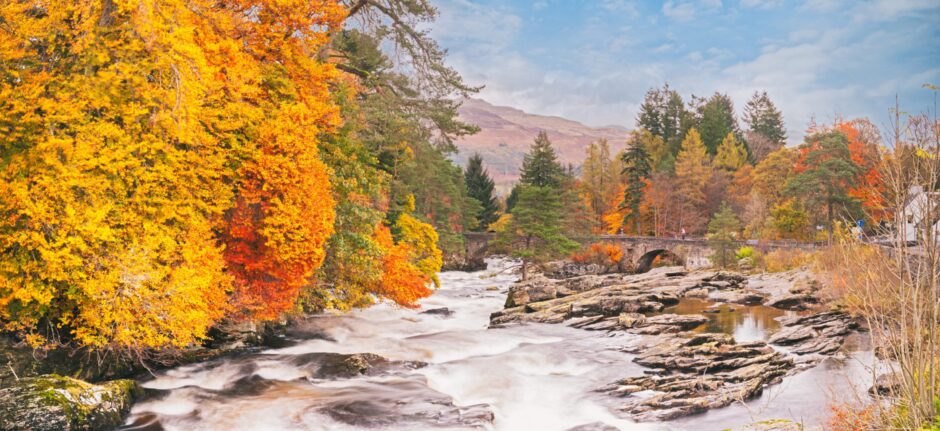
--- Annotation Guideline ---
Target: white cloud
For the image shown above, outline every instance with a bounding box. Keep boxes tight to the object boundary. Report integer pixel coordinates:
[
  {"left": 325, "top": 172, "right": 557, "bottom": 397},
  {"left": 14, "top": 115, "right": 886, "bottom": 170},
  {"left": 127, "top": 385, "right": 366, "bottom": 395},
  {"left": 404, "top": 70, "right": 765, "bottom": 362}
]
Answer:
[
  {"left": 852, "top": 0, "right": 940, "bottom": 22},
  {"left": 601, "top": 0, "right": 640, "bottom": 16},
  {"left": 431, "top": 0, "right": 939, "bottom": 144},
  {"left": 662, "top": 1, "right": 697, "bottom": 22},
  {"left": 740, "top": 0, "right": 783, "bottom": 8},
  {"left": 801, "top": 0, "right": 843, "bottom": 12}
]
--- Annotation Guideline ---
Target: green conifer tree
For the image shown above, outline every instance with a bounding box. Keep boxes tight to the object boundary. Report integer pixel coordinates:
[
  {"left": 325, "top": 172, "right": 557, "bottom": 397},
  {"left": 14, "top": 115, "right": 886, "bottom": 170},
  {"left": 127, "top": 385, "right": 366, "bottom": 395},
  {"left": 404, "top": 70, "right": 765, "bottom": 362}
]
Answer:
[
  {"left": 621, "top": 134, "right": 652, "bottom": 234},
  {"left": 520, "top": 131, "right": 564, "bottom": 188},
  {"left": 464, "top": 153, "right": 500, "bottom": 231}
]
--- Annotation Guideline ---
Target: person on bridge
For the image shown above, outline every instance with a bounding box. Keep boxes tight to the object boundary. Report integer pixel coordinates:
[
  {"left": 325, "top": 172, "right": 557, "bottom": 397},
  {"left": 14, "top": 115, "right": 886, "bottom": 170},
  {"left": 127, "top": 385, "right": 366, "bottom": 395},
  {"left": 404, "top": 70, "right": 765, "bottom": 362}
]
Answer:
[{"left": 681, "top": 228, "right": 687, "bottom": 240}]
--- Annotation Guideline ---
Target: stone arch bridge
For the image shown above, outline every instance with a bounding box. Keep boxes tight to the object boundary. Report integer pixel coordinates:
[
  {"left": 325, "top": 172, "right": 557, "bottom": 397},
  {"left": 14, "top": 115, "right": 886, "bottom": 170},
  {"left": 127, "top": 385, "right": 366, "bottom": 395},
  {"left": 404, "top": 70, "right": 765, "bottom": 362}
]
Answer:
[{"left": 461, "top": 233, "right": 820, "bottom": 273}]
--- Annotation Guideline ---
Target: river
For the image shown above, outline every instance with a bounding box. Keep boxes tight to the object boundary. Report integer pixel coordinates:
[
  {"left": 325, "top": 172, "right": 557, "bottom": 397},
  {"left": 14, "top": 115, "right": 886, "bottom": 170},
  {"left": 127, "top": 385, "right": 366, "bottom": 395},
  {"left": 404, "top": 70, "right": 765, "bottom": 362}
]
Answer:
[{"left": 121, "top": 259, "right": 875, "bottom": 431}]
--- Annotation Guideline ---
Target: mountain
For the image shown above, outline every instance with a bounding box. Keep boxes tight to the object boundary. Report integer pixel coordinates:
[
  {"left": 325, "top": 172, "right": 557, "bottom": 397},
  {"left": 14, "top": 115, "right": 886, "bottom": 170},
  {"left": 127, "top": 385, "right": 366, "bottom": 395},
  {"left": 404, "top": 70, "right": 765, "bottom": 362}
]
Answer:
[{"left": 452, "top": 98, "right": 629, "bottom": 194}]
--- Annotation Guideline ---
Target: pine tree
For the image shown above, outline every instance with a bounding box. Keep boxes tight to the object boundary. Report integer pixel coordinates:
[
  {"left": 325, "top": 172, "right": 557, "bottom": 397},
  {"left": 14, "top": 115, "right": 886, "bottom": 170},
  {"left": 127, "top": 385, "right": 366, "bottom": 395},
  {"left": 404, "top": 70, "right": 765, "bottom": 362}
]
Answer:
[
  {"left": 714, "top": 132, "right": 749, "bottom": 171},
  {"left": 674, "top": 128, "right": 714, "bottom": 233},
  {"left": 496, "top": 185, "right": 578, "bottom": 280},
  {"left": 744, "top": 91, "right": 787, "bottom": 149},
  {"left": 621, "top": 133, "right": 653, "bottom": 234},
  {"left": 697, "top": 93, "right": 741, "bottom": 155},
  {"left": 784, "top": 130, "right": 861, "bottom": 242},
  {"left": 637, "top": 83, "right": 688, "bottom": 157},
  {"left": 520, "top": 131, "right": 565, "bottom": 188},
  {"left": 707, "top": 203, "right": 742, "bottom": 268},
  {"left": 464, "top": 153, "right": 500, "bottom": 231}
]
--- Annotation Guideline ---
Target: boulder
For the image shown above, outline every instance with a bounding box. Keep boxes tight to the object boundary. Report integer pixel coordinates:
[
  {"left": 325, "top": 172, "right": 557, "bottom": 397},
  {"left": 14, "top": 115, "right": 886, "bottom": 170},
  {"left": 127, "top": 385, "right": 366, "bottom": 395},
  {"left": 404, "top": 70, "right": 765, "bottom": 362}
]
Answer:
[
  {"left": 504, "top": 275, "right": 557, "bottom": 308},
  {"left": 869, "top": 372, "right": 900, "bottom": 395},
  {"left": 0, "top": 375, "right": 140, "bottom": 431},
  {"left": 420, "top": 307, "right": 454, "bottom": 317},
  {"left": 284, "top": 352, "right": 426, "bottom": 379},
  {"left": 767, "top": 293, "right": 819, "bottom": 310}
]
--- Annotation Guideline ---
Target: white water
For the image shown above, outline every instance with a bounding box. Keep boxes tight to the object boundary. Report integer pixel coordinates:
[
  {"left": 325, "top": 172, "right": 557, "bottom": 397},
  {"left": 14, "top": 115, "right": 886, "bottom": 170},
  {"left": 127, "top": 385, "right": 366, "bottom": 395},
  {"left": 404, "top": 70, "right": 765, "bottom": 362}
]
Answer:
[{"left": 124, "top": 259, "right": 873, "bottom": 431}]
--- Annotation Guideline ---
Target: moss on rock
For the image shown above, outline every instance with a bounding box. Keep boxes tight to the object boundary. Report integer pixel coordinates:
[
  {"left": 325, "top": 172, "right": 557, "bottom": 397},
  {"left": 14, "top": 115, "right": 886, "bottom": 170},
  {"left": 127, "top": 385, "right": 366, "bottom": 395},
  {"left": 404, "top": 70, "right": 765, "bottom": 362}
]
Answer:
[{"left": 0, "top": 374, "right": 140, "bottom": 431}]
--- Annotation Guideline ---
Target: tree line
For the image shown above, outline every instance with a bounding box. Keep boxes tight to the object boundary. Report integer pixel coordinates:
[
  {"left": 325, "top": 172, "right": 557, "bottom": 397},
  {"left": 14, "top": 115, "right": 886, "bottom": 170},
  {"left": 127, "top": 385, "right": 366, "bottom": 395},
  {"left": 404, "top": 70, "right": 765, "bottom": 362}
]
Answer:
[{"left": 464, "top": 85, "right": 894, "bottom": 277}]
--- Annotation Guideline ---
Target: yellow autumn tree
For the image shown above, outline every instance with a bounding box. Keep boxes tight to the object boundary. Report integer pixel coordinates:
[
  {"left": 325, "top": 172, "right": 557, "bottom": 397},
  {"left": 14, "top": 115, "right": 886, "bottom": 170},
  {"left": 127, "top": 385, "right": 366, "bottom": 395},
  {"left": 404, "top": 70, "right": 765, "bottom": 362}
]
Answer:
[
  {"left": 0, "top": 0, "right": 346, "bottom": 350},
  {"left": 674, "top": 128, "right": 714, "bottom": 233},
  {"left": 714, "top": 132, "right": 749, "bottom": 171}
]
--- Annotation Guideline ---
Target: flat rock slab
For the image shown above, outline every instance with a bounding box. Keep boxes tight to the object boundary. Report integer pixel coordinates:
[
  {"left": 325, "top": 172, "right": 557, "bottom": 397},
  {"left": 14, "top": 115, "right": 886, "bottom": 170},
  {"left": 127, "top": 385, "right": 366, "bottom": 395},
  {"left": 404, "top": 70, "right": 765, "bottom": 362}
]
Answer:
[
  {"left": 602, "top": 333, "right": 793, "bottom": 422},
  {"left": 491, "top": 267, "right": 751, "bottom": 327},
  {"left": 769, "top": 311, "right": 857, "bottom": 356}
]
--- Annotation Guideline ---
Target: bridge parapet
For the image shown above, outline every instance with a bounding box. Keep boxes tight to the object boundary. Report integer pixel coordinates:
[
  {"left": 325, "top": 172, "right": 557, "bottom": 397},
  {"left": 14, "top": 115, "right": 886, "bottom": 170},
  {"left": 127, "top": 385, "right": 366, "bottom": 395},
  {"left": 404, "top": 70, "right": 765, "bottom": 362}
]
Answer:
[{"left": 461, "top": 233, "right": 821, "bottom": 272}]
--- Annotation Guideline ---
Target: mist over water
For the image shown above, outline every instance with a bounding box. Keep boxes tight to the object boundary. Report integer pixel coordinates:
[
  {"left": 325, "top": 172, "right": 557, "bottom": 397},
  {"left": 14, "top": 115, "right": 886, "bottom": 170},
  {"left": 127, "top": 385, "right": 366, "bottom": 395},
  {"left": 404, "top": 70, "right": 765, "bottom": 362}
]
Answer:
[{"left": 123, "top": 259, "right": 872, "bottom": 431}]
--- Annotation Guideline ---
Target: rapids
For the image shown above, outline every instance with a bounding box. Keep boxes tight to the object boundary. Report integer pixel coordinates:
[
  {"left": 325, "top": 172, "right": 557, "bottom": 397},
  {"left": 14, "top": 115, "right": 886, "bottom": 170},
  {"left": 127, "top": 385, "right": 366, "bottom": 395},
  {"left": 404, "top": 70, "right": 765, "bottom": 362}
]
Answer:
[{"left": 122, "top": 259, "right": 873, "bottom": 431}]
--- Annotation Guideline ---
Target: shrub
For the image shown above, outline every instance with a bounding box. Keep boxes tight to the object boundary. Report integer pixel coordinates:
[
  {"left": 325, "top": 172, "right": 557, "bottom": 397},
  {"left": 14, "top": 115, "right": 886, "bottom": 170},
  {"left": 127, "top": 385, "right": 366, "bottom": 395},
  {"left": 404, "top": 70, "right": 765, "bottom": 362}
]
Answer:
[
  {"left": 756, "top": 248, "right": 815, "bottom": 273},
  {"left": 827, "top": 402, "right": 878, "bottom": 431},
  {"left": 736, "top": 246, "right": 755, "bottom": 260},
  {"left": 571, "top": 243, "right": 625, "bottom": 267}
]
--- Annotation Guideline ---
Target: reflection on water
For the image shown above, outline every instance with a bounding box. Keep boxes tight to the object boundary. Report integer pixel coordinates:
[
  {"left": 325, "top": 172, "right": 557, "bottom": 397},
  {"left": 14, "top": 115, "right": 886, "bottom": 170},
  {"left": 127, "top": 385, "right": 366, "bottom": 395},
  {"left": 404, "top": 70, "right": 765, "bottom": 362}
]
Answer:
[{"left": 660, "top": 298, "right": 801, "bottom": 342}]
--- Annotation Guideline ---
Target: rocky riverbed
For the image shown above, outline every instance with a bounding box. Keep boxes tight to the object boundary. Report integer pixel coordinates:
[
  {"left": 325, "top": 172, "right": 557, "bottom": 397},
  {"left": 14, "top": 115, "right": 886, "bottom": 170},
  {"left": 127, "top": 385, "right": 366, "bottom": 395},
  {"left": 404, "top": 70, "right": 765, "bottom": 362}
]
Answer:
[
  {"left": 489, "top": 264, "right": 864, "bottom": 423},
  {"left": 2, "top": 259, "right": 877, "bottom": 430}
]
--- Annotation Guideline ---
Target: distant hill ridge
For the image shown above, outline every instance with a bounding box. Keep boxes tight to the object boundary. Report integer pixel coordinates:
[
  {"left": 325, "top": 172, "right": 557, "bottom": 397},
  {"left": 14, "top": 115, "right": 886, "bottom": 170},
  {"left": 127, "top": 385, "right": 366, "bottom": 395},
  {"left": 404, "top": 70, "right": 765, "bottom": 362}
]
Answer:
[{"left": 452, "top": 98, "right": 630, "bottom": 193}]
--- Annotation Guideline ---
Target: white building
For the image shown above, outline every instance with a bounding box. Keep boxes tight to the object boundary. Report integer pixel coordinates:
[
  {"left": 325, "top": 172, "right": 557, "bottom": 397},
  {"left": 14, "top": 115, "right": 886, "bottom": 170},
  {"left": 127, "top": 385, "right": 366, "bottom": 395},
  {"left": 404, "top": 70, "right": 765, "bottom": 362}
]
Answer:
[{"left": 900, "top": 186, "right": 940, "bottom": 244}]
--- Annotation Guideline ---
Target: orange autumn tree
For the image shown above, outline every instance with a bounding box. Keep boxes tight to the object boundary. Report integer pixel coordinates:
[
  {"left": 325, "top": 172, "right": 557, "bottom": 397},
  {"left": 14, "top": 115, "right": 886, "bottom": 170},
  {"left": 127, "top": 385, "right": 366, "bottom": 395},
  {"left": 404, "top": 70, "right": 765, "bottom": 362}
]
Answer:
[
  {"left": 371, "top": 211, "right": 443, "bottom": 308},
  {"left": 601, "top": 184, "right": 630, "bottom": 234},
  {"left": 0, "top": 0, "right": 346, "bottom": 350},
  {"left": 836, "top": 121, "right": 888, "bottom": 222}
]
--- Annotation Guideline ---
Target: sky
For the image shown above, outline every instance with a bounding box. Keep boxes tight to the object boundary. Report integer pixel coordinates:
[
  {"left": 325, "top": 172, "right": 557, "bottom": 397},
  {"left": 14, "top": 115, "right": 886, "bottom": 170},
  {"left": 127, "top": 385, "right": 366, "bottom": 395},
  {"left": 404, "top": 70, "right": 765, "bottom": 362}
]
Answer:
[{"left": 429, "top": 0, "right": 940, "bottom": 143}]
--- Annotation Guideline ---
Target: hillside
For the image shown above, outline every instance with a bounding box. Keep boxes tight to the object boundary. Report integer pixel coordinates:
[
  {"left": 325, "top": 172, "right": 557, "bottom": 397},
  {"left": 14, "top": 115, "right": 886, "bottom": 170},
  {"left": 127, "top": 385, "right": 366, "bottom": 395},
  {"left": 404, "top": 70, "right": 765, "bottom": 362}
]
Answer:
[{"left": 452, "top": 98, "right": 629, "bottom": 193}]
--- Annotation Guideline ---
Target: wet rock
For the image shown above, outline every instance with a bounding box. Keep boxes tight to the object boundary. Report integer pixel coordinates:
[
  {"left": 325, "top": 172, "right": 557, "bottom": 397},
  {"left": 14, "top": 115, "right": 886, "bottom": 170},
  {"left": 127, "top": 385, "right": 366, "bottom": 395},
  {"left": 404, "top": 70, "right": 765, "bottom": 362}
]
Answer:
[
  {"left": 441, "top": 255, "right": 487, "bottom": 272},
  {"left": 318, "top": 375, "right": 493, "bottom": 428},
  {"left": 286, "top": 352, "right": 426, "bottom": 379},
  {"left": 491, "top": 269, "right": 715, "bottom": 327},
  {"left": 767, "top": 293, "right": 819, "bottom": 310},
  {"left": 0, "top": 375, "right": 140, "bottom": 431},
  {"left": 628, "top": 314, "right": 708, "bottom": 335},
  {"left": 420, "top": 307, "right": 454, "bottom": 317},
  {"left": 504, "top": 275, "right": 557, "bottom": 308},
  {"left": 769, "top": 311, "right": 857, "bottom": 356},
  {"left": 602, "top": 333, "right": 792, "bottom": 422},
  {"left": 710, "top": 289, "right": 768, "bottom": 305},
  {"left": 869, "top": 372, "right": 900, "bottom": 395}
]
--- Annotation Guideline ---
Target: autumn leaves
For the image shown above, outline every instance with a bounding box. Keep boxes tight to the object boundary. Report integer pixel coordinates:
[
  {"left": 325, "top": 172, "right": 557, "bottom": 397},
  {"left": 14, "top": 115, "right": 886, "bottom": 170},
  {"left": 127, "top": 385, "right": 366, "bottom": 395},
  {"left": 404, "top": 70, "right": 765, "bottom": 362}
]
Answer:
[{"left": 0, "top": 1, "right": 441, "bottom": 352}]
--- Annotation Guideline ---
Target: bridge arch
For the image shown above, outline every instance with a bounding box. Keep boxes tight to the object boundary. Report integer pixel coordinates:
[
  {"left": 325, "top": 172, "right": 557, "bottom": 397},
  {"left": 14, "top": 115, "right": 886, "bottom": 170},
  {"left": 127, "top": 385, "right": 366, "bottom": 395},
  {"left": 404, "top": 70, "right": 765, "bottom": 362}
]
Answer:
[{"left": 634, "top": 249, "right": 683, "bottom": 274}]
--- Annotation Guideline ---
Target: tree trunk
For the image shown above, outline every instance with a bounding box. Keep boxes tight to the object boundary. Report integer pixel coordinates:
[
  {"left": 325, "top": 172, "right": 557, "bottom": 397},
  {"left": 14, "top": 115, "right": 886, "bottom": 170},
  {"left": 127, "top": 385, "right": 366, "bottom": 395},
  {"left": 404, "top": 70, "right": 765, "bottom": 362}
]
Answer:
[
  {"left": 521, "top": 259, "right": 528, "bottom": 281},
  {"left": 827, "top": 200, "right": 833, "bottom": 244}
]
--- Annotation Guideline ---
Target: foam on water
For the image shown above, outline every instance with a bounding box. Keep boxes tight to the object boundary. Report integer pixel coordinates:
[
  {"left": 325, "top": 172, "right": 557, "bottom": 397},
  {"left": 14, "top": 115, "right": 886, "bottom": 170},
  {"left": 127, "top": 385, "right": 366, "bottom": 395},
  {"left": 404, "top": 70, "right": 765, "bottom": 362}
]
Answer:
[{"left": 124, "top": 258, "right": 872, "bottom": 431}]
